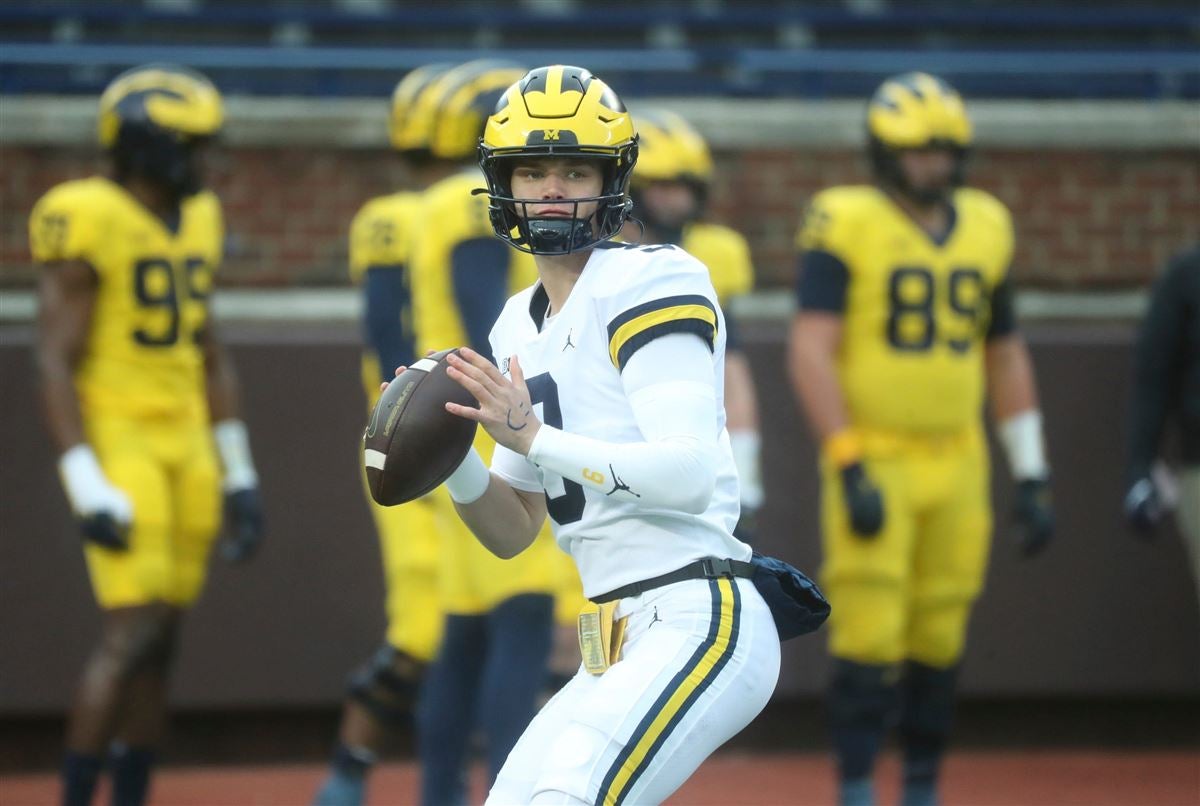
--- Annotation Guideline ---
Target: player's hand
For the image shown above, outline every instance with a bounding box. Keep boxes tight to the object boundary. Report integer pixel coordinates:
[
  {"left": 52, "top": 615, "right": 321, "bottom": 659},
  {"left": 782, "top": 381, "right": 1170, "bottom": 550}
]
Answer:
[
  {"left": 840, "top": 462, "right": 884, "bottom": 537},
  {"left": 79, "top": 511, "right": 131, "bottom": 551},
  {"left": 1013, "top": 478, "right": 1054, "bottom": 557},
  {"left": 445, "top": 348, "right": 541, "bottom": 455},
  {"left": 59, "top": 444, "right": 133, "bottom": 551},
  {"left": 220, "top": 486, "right": 265, "bottom": 562},
  {"left": 1123, "top": 475, "right": 1162, "bottom": 537},
  {"left": 379, "top": 350, "right": 437, "bottom": 393}
]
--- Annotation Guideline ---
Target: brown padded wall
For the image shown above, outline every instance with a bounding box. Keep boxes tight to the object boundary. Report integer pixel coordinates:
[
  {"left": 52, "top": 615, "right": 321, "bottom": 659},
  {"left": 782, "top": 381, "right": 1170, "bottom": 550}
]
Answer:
[{"left": 0, "top": 321, "right": 1196, "bottom": 714}]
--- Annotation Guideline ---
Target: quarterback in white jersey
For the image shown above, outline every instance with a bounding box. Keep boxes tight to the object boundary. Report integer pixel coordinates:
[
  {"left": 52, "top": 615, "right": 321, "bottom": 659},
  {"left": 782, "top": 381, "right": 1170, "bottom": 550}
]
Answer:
[
  {"left": 486, "top": 240, "right": 748, "bottom": 599},
  {"left": 416, "top": 65, "right": 783, "bottom": 806}
]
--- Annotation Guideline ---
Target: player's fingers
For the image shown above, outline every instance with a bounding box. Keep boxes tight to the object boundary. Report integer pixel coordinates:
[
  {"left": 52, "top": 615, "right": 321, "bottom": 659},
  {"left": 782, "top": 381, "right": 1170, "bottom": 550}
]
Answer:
[
  {"left": 445, "top": 401, "right": 484, "bottom": 422},
  {"left": 446, "top": 363, "right": 495, "bottom": 404},
  {"left": 457, "top": 347, "right": 507, "bottom": 385},
  {"left": 393, "top": 365, "right": 407, "bottom": 377},
  {"left": 509, "top": 354, "right": 526, "bottom": 389},
  {"left": 456, "top": 349, "right": 505, "bottom": 388},
  {"left": 448, "top": 352, "right": 501, "bottom": 394}
]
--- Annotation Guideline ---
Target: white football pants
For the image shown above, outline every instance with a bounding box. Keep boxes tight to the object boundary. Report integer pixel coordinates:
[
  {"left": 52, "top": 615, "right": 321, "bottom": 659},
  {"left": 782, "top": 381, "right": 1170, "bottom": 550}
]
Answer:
[{"left": 486, "top": 575, "right": 781, "bottom": 806}]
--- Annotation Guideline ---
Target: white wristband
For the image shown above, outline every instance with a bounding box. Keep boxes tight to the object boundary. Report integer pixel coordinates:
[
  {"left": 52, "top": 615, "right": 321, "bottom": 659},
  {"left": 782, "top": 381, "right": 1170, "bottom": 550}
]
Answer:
[
  {"left": 445, "top": 447, "right": 490, "bottom": 504},
  {"left": 213, "top": 419, "right": 258, "bottom": 492},
  {"left": 58, "top": 443, "right": 131, "bottom": 521},
  {"left": 998, "top": 409, "right": 1049, "bottom": 481},
  {"left": 729, "top": 430, "right": 764, "bottom": 509}
]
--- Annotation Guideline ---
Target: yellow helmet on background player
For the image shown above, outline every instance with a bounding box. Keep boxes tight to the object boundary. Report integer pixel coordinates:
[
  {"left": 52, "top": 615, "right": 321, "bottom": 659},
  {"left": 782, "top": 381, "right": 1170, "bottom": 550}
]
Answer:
[
  {"left": 630, "top": 108, "right": 714, "bottom": 235},
  {"left": 866, "top": 72, "right": 973, "bottom": 199},
  {"left": 388, "top": 62, "right": 453, "bottom": 155},
  {"left": 477, "top": 65, "right": 638, "bottom": 255},
  {"left": 430, "top": 63, "right": 527, "bottom": 161},
  {"left": 392, "top": 59, "right": 523, "bottom": 159},
  {"left": 97, "top": 63, "right": 222, "bottom": 197},
  {"left": 632, "top": 109, "right": 713, "bottom": 188}
]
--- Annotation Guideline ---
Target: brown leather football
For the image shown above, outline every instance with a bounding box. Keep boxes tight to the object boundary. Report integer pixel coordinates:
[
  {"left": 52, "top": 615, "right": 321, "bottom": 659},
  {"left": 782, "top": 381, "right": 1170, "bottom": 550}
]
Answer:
[{"left": 363, "top": 348, "right": 478, "bottom": 506}]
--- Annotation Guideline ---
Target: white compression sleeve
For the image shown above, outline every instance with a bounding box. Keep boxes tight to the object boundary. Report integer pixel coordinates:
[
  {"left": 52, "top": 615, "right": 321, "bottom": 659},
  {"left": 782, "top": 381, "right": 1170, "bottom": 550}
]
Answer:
[
  {"left": 445, "top": 447, "right": 490, "bottom": 504},
  {"left": 527, "top": 334, "right": 719, "bottom": 513}
]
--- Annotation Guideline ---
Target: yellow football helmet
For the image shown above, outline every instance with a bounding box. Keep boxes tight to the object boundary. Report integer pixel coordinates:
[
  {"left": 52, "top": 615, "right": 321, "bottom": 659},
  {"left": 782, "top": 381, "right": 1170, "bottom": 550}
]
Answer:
[
  {"left": 97, "top": 64, "right": 222, "bottom": 196},
  {"left": 478, "top": 65, "right": 638, "bottom": 255},
  {"left": 629, "top": 108, "right": 714, "bottom": 235},
  {"left": 632, "top": 109, "right": 713, "bottom": 188},
  {"left": 392, "top": 59, "right": 521, "bottom": 158},
  {"left": 430, "top": 64, "right": 527, "bottom": 160},
  {"left": 388, "top": 63, "right": 453, "bottom": 154},
  {"left": 866, "top": 72, "right": 973, "bottom": 196}
]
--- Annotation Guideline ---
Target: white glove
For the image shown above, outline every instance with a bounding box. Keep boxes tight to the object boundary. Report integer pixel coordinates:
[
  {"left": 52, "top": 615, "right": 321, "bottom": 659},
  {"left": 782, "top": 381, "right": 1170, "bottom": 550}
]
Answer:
[{"left": 58, "top": 444, "right": 133, "bottom": 549}]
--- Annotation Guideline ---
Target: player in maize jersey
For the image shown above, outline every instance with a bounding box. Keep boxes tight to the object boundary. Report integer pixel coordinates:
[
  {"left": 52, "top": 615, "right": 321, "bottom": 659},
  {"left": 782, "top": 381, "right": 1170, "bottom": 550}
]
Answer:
[
  {"left": 788, "top": 72, "right": 1054, "bottom": 806},
  {"left": 314, "top": 63, "right": 465, "bottom": 806},
  {"left": 405, "top": 60, "right": 584, "bottom": 806},
  {"left": 621, "top": 108, "right": 764, "bottom": 539},
  {"left": 29, "top": 64, "right": 264, "bottom": 806},
  {"left": 420, "top": 64, "right": 782, "bottom": 806}
]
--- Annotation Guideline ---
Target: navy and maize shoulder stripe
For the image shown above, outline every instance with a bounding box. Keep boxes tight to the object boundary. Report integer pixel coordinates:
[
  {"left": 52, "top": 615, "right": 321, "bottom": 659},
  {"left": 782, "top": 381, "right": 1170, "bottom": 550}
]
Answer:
[
  {"left": 595, "top": 577, "right": 741, "bottom": 806},
  {"left": 606, "top": 294, "right": 718, "bottom": 371}
]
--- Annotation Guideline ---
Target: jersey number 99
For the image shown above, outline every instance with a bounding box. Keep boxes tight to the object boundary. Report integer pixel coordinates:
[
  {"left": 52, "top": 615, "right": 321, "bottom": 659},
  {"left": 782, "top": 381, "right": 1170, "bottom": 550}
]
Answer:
[{"left": 133, "top": 257, "right": 210, "bottom": 347}]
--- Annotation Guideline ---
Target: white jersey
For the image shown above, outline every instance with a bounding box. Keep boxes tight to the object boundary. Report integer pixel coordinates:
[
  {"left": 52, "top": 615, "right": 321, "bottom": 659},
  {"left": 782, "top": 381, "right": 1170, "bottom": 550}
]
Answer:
[{"left": 488, "top": 241, "right": 750, "bottom": 599}]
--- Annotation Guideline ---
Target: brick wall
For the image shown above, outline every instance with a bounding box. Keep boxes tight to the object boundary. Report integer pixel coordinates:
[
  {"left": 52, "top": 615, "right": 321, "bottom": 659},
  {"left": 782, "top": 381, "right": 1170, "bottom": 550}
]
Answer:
[{"left": 2, "top": 145, "right": 1196, "bottom": 289}]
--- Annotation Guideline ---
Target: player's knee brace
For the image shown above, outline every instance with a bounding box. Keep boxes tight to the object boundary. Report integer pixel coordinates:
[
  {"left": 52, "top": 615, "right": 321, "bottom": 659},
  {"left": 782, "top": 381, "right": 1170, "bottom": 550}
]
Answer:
[
  {"left": 347, "top": 644, "right": 425, "bottom": 726},
  {"left": 827, "top": 659, "right": 900, "bottom": 780},
  {"left": 898, "top": 661, "right": 959, "bottom": 783}
]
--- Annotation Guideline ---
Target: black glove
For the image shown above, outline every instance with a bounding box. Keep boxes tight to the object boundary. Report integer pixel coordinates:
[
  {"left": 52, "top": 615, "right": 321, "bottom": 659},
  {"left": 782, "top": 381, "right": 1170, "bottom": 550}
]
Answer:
[
  {"left": 733, "top": 506, "right": 759, "bottom": 543},
  {"left": 220, "top": 487, "right": 264, "bottom": 562},
  {"left": 840, "top": 462, "right": 884, "bottom": 537},
  {"left": 1013, "top": 478, "right": 1054, "bottom": 557},
  {"left": 1123, "top": 475, "right": 1162, "bottom": 537},
  {"left": 79, "top": 512, "right": 130, "bottom": 551}
]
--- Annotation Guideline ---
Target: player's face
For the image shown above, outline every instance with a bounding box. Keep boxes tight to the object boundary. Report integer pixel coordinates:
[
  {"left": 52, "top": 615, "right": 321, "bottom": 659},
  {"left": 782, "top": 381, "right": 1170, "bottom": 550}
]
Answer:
[
  {"left": 641, "top": 180, "right": 700, "bottom": 230},
  {"left": 510, "top": 158, "right": 605, "bottom": 221},
  {"left": 896, "top": 147, "right": 956, "bottom": 202}
]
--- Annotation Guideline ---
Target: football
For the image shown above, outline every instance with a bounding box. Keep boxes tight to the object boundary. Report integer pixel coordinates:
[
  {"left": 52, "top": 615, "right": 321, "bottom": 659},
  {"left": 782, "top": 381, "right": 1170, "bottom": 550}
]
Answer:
[{"left": 363, "top": 348, "right": 479, "bottom": 506}]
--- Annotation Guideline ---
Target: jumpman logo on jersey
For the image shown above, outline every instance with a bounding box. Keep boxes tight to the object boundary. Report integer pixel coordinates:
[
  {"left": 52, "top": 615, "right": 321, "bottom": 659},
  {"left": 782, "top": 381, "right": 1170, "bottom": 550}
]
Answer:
[
  {"left": 605, "top": 464, "right": 639, "bottom": 498},
  {"left": 648, "top": 606, "right": 662, "bottom": 629},
  {"left": 562, "top": 328, "right": 576, "bottom": 351}
]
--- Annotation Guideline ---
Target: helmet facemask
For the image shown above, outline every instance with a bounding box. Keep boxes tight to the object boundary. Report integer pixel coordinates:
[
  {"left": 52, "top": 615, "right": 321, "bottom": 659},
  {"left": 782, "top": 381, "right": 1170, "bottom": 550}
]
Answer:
[
  {"left": 478, "top": 141, "right": 638, "bottom": 256},
  {"left": 629, "top": 177, "right": 707, "bottom": 245},
  {"left": 869, "top": 138, "right": 969, "bottom": 207},
  {"left": 112, "top": 119, "right": 209, "bottom": 203}
]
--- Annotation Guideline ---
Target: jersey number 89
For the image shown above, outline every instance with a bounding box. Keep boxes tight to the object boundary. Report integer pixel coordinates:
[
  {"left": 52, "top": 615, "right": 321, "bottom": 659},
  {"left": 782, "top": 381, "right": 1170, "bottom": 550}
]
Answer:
[{"left": 887, "top": 266, "right": 985, "bottom": 354}]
